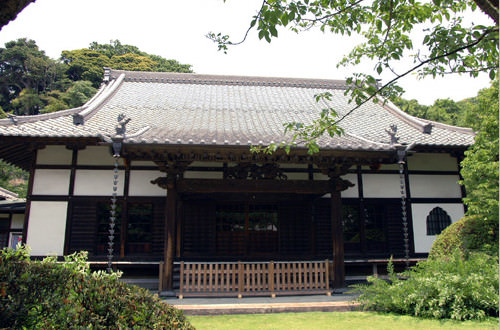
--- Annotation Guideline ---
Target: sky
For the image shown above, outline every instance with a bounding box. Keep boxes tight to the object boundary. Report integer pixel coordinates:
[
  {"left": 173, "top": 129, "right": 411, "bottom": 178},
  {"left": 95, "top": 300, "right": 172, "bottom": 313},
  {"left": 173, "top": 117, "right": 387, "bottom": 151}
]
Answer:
[{"left": 0, "top": 0, "right": 493, "bottom": 105}]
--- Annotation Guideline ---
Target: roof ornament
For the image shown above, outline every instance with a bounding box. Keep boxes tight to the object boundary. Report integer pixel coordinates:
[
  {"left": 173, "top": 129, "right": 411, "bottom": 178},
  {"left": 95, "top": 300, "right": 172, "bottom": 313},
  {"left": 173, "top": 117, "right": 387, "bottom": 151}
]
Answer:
[
  {"left": 422, "top": 123, "right": 433, "bottom": 134},
  {"left": 115, "top": 113, "right": 131, "bottom": 137},
  {"left": 103, "top": 67, "right": 111, "bottom": 84},
  {"left": 385, "top": 124, "right": 399, "bottom": 145},
  {"left": 7, "top": 114, "right": 18, "bottom": 125}
]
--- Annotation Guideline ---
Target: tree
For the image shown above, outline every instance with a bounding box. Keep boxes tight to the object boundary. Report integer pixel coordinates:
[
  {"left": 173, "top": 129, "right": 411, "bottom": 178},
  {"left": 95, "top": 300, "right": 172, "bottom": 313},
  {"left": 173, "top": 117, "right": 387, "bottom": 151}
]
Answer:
[
  {"left": 209, "top": 0, "right": 498, "bottom": 152},
  {"left": 0, "top": 38, "right": 66, "bottom": 114},
  {"left": 392, "top": 97, "right": 430, "bottom": 119},
  {"left": 91, "top": 40, "right": 193, "bottom": 73},
  {"left": 61, "top": 49, "right": 111, "bottom": 87},
  {"left": 0, "top": 39, "right": 193, "bottom": 115},
  {"left": 62, "top": 40, "right": 193, "bottom": 88},
  {"left": 60, "top": 80, "right": 97, "bottom": 109},
  {"left": 460, "top": 80, "right": 498, "bottom": 224},
  {"left": 0, "top": 159, "right": 28, "bottom": 198},
  {"left": 11, "top": 88, "right": 42, "bottom": 115},
  {"left": 426, "top": 98, "right": 462, "bottom": 125}
]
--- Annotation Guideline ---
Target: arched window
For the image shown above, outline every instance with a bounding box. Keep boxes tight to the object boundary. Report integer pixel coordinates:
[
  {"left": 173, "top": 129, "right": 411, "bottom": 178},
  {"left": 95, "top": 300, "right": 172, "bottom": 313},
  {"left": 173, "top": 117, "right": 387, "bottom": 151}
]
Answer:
[{"left": 426, "top": 207, "right": 452, "bottom": 235}]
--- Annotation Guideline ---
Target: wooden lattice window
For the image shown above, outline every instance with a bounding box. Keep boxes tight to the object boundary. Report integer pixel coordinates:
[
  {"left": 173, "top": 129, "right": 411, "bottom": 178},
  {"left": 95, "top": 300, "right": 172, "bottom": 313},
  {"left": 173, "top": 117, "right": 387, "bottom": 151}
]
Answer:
[
  {"left": 216, "top": 204, "right": 278, "bottom": 256},
  {"left": 426, "top": 207, "right": 452, "bottom": 235},
  {"left": 126, "top": 203, "right": 153, "bottom": 254}
]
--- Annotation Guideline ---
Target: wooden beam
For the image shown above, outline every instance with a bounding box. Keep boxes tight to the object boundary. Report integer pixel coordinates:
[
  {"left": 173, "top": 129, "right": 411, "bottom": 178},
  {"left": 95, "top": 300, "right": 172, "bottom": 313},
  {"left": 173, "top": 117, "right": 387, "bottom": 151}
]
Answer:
[{"left": 175, "top": 179, "right": 331, "bottom": 194}]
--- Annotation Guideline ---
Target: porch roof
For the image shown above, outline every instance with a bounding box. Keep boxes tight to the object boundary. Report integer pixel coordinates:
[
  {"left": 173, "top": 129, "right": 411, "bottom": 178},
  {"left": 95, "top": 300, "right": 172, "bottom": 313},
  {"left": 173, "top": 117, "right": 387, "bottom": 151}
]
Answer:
[{"left": 0, "top": 69, "right": 474, "bottom": 153}]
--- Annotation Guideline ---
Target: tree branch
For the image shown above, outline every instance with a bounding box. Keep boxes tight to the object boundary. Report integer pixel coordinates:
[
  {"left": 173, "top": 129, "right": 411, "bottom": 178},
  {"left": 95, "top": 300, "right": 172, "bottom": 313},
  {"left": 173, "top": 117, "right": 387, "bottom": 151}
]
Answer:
[
  {"left": 223, "top": 0, "right": 268, "bottom": 46},
  {"left": 300, "top": 0, "right": 365, "bottom": 24},
  {"left": 333, "top": 27, "right": 498, "bottom": 126}
]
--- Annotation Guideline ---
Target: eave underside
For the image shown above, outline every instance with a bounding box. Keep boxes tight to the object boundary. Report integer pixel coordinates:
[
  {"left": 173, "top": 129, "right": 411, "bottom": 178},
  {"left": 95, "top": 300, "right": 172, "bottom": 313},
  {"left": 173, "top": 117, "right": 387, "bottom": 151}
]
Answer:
[
  {"left": 0, "top": 136, "right": 468, "bottom": 171},
  {"left": 121, "top": 144, "right": 399, "bottom": 166}
]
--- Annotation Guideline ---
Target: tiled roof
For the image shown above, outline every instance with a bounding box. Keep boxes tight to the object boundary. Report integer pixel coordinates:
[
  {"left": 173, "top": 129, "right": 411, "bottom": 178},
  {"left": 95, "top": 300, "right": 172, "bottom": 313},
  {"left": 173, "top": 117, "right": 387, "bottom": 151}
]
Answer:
[
  {"left": 0, "top": 69, "right": 475, "bottom": 152},
  {"left": 0, "top": 187, "right": 19, "bottom": 201}
]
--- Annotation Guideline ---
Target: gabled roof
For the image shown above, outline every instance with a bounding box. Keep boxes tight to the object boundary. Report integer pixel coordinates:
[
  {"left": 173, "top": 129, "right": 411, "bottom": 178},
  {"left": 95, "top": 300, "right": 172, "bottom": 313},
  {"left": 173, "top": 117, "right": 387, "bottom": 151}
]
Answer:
[{"left": 0, "top": 69, "right": 475, "bottom": 160}]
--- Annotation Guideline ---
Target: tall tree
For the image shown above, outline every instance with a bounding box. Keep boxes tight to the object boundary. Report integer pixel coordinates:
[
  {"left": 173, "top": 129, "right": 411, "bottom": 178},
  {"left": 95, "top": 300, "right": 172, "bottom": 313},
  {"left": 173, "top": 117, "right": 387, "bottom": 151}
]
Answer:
[
  {"left": 210, "top": 0, "right": 498, "bottom": 153},
  {"left": 0, "top": 39, "right": 193, "bottom": 115},
  {"left": 0, "top": 38, "right": 66, "bottom": 114},
  {"left": 460, "top": 80, "right": 499, "bottom": 224},
  {"left": 61, "top": 49, "right": 111, "bottom": 87},
  {"left": 62, "top": 40, "right": 192, "bottom": 88}
]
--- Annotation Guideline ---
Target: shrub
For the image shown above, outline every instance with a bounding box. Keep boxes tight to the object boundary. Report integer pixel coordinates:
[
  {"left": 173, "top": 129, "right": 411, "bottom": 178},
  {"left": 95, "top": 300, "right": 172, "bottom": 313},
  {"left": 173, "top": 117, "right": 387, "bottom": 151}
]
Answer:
[
  {"left": 353, "top": 253, "right": 499, "bottom": 320},
  {"left": 429, "top": 215, "right": 499, "bottom": 259},
  {"left": 0, "top": 246, "right": 193, "bottom": 329}
]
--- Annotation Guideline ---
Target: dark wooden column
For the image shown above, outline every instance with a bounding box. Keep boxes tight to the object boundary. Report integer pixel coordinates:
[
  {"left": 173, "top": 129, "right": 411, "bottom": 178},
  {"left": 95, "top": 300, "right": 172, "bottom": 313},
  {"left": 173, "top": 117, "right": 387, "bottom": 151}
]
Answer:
[
  {"left": 315, "top": 161, "right": 354, "bottom": 290},
  {"left": 330, "top": 188, "right": 344, "bottom": 288},
  {"left": 329, "top": 177, "right": 354, "bottom": 289},
  {"left": 151, "top": 160, "right": 190, "bottom": 292},
  {"left": 163, "top": 174, "right": 177, "bottom": 291}
]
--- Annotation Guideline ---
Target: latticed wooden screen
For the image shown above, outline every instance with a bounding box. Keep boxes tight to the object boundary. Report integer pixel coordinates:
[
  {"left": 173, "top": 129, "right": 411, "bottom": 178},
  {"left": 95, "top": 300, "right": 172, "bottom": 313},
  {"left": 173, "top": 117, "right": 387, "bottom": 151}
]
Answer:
[
  {"left": 426, "top": 207, "right": 452, "bottom": 235},
  {"left": 178, "top": 260, "right": 330, "bottom": 298}
]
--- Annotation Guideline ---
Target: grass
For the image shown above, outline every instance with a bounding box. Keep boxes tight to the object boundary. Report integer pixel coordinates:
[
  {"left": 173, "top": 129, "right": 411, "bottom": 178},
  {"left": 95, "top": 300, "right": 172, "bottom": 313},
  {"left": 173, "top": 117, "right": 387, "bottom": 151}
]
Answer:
[{"left": 187, "top": 312, "right": 499, "bottom": 330}]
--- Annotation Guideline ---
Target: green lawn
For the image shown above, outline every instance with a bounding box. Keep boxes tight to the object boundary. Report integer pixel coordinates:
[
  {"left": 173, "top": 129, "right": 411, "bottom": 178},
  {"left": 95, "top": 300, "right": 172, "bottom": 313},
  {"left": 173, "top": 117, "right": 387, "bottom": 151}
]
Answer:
[{"left": 187, "top": 312, "right": 499, "bottom": 330}]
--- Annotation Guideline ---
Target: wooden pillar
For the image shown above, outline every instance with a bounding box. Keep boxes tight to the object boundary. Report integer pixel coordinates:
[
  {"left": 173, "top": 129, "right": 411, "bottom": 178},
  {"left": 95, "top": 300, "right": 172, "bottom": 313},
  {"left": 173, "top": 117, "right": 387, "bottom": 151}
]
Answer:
[
  {"left": 152, "top": 160, "right": 190, "bottom": 292},
  {"left": 330, "top": 188, "right": 344, "bottom": 289},
  {"left": 326, "top": 172, "right": 354, "bottom": 290},
  {"left": 162, "top": 175, "right": 177, "bottom": 291}
]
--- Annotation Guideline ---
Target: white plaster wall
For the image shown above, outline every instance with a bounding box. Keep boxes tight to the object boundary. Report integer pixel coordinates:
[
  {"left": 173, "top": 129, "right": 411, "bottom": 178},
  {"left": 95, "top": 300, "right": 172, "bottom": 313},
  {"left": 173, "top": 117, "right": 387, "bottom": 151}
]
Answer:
[
  {"left": 341, "top": 173, "right": 358, "bottom": 198},
  {"left": 412, "top": 203, "right": 465, "bottom": 253},
  {"left": 11, "top": 214, "right": 24, "bottom": 229},
  {"left": 282, "top": 163, "right": 308, "bottom": 169},
  {"left": 408, "top": 153, "right": 458, "bottom": 171},
  {"left": 131, "top": 160, "right": 157, "bottom": 167},
  {"left": 313, "top": 172, "right": 329, "bottom": 181},
  {"left": 362, "top": 164, "right": 400, "bottom": 171},
  {"left": 74, "top": 170, "right": 125, "bottom": 196},
  {"left": 409, "top": 175, "right": 462, "bottom": 198},
  {"left": 32, "top": 169, "right": 70, "bottom": 195},
  {"left": 184, "top": 171, "right": 223, "bottom": 179},
  {"left": 285, "top": 172, "right": 309, "bottom": 180},
  {"left": 129, "top": 170, "right": 167, "bottom": 196},
  {"left": 189, "top": 161, "right": 223, "bottom": 168},
  {"left": 36, "top": 145, "right": 72, "bottom": 165},
  {"left": 26, "top": 201, "right": 67, "bottom": 256},
  {"left": 362, "top": 174, "right": 401, "bottom": 198},
  {"left": 322, "top": 174, "right": 358, "bottom": 198},
  {"left": 77, "top": 146, "right": 124, "bottom": 166}
]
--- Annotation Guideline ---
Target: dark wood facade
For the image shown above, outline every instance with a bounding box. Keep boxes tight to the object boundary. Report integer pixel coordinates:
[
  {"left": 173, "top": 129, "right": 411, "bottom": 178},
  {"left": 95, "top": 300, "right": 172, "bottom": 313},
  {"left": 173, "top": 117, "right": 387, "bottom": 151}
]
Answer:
[{"left": 22, "top": 144, "right": 464, "bottom": 293}]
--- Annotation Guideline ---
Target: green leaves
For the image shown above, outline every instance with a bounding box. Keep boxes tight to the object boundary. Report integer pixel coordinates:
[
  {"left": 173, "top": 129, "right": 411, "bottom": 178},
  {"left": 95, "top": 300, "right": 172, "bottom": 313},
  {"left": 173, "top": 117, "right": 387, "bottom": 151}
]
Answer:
[
  {"left": 354, "top": 251, "right": 499, "bottom": 320},
  {"left": 460, "top": 81, "right": 499, "bottom": 225},
  {"left": 0, "top": 245, "right": 195, "bottom": 329},
  {"left": 0, "top": 39, "right": 193, "bottom": 116},
  {"left": 489, "top": 69, "right": 496, "bottom": 80}
]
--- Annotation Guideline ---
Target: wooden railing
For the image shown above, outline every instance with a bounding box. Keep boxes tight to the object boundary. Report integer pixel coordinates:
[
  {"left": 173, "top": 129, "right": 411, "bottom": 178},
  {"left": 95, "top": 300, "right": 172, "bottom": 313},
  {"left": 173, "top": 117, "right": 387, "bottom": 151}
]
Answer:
[{"left": 178, "top": 260, "right": 330, "bottom": 298}]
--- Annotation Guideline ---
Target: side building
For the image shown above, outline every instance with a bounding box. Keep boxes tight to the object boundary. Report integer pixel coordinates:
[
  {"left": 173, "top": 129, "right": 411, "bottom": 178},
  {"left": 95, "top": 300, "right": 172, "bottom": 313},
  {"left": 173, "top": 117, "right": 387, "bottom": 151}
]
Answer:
[{"left": 0, "top": 69, "right": 473, "bottom": 295}]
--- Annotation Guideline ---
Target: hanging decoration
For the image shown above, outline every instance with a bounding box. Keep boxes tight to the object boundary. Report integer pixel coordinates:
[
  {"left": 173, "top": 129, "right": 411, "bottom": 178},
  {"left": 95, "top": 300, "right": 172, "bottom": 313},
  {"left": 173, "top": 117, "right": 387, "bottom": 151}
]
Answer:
[
  {"left": 107, "top": 113, "right": 129, "bottom": 273},
  {"left": 397, "top": 145, "right": 414, "bottom": 270}
]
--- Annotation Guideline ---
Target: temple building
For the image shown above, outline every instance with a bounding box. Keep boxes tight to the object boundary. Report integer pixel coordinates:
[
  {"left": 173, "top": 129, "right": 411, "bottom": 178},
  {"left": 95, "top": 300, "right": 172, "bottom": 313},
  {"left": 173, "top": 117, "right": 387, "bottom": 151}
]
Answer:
[{"left": 0, "top": 69, "right": 473, "bottom": 296}]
